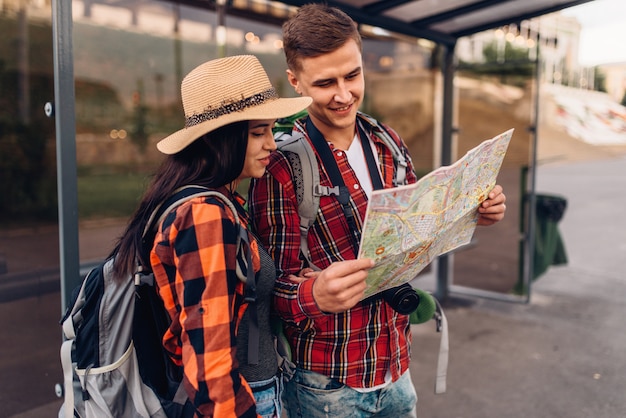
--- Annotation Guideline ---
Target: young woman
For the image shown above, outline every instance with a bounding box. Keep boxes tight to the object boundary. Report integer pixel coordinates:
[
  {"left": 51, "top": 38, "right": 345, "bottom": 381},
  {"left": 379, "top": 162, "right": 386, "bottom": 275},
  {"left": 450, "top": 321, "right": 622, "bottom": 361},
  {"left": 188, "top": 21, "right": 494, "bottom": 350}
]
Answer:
[{"left": 111, "top": 55, "right": 311, "bottom": 417}]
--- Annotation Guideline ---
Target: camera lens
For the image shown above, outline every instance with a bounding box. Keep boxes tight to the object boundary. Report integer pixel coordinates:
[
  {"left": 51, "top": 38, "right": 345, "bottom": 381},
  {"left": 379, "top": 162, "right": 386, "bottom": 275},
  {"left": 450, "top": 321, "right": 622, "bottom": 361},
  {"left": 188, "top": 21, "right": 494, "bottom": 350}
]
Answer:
[{"left": 382, "top": 284, "right": 420, "bottom": 315}]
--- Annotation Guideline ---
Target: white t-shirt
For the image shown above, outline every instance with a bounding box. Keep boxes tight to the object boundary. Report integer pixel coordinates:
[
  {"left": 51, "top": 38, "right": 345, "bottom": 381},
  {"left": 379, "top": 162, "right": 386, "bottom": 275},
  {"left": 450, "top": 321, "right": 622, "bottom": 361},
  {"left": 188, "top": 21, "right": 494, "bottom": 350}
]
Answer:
[{"left": 344, "top": 133, "right": 382, "bottom": 199}]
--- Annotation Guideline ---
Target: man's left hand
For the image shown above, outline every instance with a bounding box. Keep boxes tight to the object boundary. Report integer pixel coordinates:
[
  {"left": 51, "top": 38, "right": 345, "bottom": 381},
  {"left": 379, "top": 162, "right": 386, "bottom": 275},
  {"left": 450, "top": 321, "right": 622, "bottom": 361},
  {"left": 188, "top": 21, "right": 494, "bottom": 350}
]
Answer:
[{"left": 477, "top": 184, "right": 506, "bottom": 226}]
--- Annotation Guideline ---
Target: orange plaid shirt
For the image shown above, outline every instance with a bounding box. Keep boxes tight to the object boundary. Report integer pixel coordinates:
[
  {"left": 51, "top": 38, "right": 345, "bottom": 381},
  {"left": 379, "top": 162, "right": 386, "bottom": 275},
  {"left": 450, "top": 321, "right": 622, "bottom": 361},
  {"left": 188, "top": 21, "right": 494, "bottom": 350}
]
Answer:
[{"left": 151, "top": 189, "right": 260, "bottom": 417}]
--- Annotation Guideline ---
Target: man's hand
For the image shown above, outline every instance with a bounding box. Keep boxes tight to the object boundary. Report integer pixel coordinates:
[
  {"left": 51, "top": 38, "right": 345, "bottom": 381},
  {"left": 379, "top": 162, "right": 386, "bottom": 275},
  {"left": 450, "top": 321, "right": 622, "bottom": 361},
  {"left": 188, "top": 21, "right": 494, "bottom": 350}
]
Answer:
[
  {"left": 477, "top": 184, "right": 506, "bottom": 226},
  {"left": 311, "top": 259, "right": 374, "bottom": 313}
]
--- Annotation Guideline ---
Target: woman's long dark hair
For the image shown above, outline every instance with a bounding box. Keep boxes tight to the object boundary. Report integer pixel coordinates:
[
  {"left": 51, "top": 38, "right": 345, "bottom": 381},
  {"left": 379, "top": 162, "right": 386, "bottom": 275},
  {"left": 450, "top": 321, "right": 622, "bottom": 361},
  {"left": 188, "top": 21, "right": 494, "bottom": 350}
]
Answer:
[{"left": 111, "top": 120, "right": 248, "bottom": 278}]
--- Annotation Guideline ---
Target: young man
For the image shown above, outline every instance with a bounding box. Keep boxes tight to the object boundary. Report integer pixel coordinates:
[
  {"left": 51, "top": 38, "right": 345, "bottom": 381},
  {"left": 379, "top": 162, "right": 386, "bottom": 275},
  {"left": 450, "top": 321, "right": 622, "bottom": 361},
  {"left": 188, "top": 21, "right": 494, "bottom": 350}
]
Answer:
[{"left": 249, "top": 4, "right": 507, "bottom": 417}]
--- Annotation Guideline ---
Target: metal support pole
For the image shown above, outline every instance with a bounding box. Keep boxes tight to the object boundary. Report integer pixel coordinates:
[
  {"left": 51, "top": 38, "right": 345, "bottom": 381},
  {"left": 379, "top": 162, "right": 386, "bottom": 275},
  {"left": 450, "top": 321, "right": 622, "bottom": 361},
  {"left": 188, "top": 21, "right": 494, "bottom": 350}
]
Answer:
[
  {"left": 216, "top": 0, "right": 227, "bottom": 58},
  {"left": 435, "top": 43, "right": 456, "bottom": 302},
  {"left": 51, "top": 0, "right": 80, "bottom": 311},
  {"left": 523, "top": 52, "right": 542, "bottom": 304}
]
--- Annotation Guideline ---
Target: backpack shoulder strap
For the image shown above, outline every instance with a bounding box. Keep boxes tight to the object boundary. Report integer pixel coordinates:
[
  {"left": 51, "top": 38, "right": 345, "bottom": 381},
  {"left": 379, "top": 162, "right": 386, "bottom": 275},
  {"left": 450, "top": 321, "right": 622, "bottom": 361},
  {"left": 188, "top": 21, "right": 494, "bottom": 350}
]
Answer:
[
  {"left": 357, "top": 112, "right": 409, "bottom": 186},
  {"left": 433, "top": 297, "right": 448, "bottom": 394},
  {"left": 276, "top": 132, "right": 337, "bottom": 270},
  {"left": 408, "top": 289, "right": 448, "bottom": 395},
  {"left": 143, "top": 186, "right": 241, "bottom": 241}
]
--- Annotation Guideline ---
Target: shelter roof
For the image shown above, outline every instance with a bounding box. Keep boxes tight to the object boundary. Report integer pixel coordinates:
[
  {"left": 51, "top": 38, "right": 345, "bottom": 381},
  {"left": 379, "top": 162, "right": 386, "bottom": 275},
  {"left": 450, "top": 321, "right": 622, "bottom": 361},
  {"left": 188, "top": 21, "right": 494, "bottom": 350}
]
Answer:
[{"left": 246, "top": 0, "right": 595, "bottom": 46}]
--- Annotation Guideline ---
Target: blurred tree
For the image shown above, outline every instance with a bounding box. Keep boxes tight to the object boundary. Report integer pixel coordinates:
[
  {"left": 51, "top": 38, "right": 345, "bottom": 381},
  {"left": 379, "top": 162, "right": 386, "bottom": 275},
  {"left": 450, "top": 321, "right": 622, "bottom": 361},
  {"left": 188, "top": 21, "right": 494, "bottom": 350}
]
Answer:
[
  {"left": 130, "top": 79, "right": 149, "bottom": 152},
  {"left": 593, "top": 68, "right": 607, "bottom": 93}
]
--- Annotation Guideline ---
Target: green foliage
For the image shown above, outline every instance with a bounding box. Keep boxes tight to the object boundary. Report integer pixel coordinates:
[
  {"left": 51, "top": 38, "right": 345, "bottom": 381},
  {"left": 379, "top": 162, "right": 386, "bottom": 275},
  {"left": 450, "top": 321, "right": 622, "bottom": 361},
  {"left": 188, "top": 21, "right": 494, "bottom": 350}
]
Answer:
[
  {"left": 129, "top": 79, "right": 149, "bottom": 152},
  {"left": 0, "top": 68, "right": 57, "bottom": 223},
  {"left": 482, "top": 40, "right": 532, "bottom": 64},
  {"left": 0, "top": 16, "right": 57, "bottom": 224},
  {"left": 0, "top": 119, "right": 57, "bottom": 222},
  {"left": 458, "top": 40, "right": 534, "bottom": 86},
  {"left": 77, "top": 170, "right": 149, "bottom": 219},
  {"left": 75, "top": 79, "right": 126, "bottom": 133}
]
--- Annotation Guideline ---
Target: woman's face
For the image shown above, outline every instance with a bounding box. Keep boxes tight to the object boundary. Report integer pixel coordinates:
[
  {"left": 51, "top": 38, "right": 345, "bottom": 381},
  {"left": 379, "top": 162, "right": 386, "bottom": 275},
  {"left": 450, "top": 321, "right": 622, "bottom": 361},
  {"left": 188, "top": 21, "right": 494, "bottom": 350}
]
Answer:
[{"left": 238, "top": 119, "right": 277, "bottom": 180}]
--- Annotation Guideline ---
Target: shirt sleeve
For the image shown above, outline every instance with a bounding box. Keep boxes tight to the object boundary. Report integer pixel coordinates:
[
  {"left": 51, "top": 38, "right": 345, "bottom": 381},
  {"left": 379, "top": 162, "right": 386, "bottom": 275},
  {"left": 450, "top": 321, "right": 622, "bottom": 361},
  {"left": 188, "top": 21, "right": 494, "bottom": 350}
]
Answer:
[
  {"left": 151, "top": 198, "right": 258, "bottom": 418},
  {"left": 249, "top": 155, "right": 327, "bottom": 324}
]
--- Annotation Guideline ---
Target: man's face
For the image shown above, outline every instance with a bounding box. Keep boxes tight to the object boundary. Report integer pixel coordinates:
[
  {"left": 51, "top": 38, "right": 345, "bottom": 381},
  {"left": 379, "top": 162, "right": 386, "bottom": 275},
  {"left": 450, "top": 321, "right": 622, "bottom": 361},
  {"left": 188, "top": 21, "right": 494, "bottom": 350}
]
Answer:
[{"left": 287, "top": 39, "right": 364, "bottom": 137}]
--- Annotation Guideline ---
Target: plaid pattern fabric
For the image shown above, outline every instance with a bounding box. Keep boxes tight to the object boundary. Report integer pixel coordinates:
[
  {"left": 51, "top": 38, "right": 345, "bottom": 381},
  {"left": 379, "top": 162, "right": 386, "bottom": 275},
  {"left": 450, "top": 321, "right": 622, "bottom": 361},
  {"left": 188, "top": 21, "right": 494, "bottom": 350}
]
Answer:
[
  {"left": 151, "top": 188, "right": 260, "bottom": 417},
  {"left": 249, "top": 114, "right": 419, "bottom": 388}
]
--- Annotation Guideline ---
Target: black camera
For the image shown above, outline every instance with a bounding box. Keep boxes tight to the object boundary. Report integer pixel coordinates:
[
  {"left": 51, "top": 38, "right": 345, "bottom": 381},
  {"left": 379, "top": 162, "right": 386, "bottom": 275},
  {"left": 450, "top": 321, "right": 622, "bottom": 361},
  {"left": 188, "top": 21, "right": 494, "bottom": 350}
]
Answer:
[{"left": 364, "top": 283, "right": 420, "bottom": 315}]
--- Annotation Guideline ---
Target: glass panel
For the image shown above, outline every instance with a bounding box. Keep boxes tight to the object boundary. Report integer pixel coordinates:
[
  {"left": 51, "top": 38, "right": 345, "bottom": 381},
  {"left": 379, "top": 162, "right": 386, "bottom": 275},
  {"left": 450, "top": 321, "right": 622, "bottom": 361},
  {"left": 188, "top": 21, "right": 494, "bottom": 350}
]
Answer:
[
  {"left": 362, "top": 36, "right": 437, "bottom": 177},
  {"left": 72, "top": 2, "right": 298, "bottom": 271},
  {"left": 361, "top": 34, "right": 439, "bottom": 281},
  {"left": 71, "top": 2, "right": 438, "bottom": 273},
  {"left": 452, "top": 33, "right": 536, "bottom": 298},
  {"left": 0, "top": 0, "right": 63, "bottom": 416},
  {"left": 0, "top": 7, "right": 57, "bottom": 265}
]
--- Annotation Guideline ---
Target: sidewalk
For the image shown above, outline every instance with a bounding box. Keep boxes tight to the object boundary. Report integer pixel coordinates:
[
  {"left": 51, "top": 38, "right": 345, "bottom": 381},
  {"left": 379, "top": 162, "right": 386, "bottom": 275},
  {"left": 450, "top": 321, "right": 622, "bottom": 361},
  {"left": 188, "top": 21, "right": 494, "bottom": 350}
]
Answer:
[{"left": 5, "top": 153, "right": 626, "bottom": 418}]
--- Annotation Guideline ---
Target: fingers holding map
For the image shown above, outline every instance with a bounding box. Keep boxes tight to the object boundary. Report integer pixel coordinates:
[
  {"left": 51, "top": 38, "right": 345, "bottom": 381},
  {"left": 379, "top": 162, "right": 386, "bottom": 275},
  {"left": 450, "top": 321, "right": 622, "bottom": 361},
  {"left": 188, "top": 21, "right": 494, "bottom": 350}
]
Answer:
[{"left": 357, "top": 129, "right": 514, "bottom": 298}]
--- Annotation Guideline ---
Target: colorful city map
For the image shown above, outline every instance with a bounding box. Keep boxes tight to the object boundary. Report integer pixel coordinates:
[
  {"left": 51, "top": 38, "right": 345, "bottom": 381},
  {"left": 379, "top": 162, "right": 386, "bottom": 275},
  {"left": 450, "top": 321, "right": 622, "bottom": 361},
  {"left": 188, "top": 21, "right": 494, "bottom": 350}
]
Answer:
[{"left": 358, "top": 129, "right": 514, "bottom": 298}]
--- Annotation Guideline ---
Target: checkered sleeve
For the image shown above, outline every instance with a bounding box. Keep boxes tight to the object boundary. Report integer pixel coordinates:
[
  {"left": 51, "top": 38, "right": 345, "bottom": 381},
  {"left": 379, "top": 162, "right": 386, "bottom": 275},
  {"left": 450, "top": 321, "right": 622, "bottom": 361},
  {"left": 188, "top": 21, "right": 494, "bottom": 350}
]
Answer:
[{"left": 151, "top": 197, "right": 257, "bottom": 418}]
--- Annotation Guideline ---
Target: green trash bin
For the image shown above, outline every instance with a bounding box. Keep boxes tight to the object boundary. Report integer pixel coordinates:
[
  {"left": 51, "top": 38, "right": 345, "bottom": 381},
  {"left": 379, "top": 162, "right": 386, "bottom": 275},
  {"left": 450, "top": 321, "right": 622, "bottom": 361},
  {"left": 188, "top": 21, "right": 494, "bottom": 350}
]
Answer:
[{"left": 533, "top": 194, "right": 568, "bottom": 280}]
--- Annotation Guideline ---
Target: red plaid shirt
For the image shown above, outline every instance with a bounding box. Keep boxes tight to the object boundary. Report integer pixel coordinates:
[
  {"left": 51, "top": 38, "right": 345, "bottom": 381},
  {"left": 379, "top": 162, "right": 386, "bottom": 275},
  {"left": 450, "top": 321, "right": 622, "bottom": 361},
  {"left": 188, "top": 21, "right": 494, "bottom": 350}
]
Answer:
[
  {"left": 249, "top": 114, "right": 419, "bottom": 388},
  {"left": 151, "top": 188, "right": 260, "bottom": 417}
]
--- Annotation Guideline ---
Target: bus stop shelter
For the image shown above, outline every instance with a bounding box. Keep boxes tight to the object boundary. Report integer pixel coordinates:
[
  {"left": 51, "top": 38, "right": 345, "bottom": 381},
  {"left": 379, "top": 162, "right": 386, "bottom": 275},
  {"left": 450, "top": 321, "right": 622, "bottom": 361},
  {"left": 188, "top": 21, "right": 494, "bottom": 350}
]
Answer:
[{"left": 52, "top": 0, "right": 594, "bottom": 307}]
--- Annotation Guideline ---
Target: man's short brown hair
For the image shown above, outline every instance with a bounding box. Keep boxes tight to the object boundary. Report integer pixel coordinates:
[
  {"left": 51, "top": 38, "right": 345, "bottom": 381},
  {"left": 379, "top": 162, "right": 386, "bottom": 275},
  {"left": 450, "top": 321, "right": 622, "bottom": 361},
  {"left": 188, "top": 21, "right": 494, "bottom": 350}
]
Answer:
[{"left": 282, "top": 3, "right": 362, "bottom": 72}]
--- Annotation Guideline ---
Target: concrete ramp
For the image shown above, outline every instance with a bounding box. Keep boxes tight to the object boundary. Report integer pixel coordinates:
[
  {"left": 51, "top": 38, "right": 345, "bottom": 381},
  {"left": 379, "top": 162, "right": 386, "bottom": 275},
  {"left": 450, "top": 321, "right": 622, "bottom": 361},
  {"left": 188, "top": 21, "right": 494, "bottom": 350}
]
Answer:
[{"left": 542, "top": 83, "right": 626, "bottom": 146}]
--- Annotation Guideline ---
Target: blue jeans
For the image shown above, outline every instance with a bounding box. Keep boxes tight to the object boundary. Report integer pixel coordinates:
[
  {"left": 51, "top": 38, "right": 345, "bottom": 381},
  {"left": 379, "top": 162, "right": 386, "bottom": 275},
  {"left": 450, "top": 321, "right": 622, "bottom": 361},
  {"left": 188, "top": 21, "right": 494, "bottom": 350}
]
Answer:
[
  {"left": 249, "top": 374, "right": 283, "bottom": 418},
  {"left": 282, "top": 368, "right": 417, "bottom": 418}
]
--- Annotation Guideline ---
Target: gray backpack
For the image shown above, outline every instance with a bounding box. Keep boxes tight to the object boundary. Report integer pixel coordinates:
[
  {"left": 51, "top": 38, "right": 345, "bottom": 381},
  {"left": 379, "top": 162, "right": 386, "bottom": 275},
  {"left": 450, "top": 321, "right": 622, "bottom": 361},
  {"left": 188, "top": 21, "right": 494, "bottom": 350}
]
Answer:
[{"left": 59, "top": 186, "right": 255, "bottom": 417}]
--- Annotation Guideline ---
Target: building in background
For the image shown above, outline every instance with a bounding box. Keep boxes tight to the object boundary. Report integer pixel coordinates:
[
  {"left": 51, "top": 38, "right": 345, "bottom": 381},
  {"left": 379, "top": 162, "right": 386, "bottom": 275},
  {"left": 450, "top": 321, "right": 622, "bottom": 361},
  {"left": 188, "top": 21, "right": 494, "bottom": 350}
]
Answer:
[{"left": 456, "top": 12, "right": 604, "bottom": 92}]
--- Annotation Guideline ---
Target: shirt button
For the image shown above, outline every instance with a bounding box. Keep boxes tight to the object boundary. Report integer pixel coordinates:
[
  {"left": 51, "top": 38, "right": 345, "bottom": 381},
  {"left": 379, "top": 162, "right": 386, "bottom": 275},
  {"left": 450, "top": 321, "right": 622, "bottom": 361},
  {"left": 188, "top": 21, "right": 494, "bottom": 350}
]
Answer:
[
  {"left": 336, "top": 151, "right": 343, "bottom": 157},
  {"left": 353, "top": 184, "right": 360, "bottom": 190}
]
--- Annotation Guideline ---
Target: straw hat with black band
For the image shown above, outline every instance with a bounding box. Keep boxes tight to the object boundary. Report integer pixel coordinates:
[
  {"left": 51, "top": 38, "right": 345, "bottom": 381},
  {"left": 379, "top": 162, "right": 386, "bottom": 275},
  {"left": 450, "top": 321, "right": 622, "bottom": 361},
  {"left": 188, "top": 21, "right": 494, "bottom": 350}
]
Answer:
[{"left": 157, "top": 55, "right": 312, "bottom": 155}]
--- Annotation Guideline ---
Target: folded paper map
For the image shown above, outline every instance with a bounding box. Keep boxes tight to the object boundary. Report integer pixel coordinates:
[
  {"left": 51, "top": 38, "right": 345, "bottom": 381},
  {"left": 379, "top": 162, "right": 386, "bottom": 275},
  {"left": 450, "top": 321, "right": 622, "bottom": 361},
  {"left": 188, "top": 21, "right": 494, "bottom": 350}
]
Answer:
[{"left": 357, "top": 129, "right": 514, "bottom": 298}]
